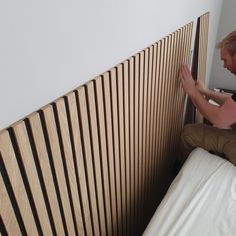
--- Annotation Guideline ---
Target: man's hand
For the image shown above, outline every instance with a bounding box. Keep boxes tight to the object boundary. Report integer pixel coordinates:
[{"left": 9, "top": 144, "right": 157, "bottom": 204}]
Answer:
[{"left": 179, "top": 64, "right": 196, "bottom": 96}]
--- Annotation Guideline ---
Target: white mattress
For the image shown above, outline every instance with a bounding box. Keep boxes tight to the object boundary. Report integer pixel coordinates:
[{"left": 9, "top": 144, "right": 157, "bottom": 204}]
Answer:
[{"left": 143, "top": 148, "right": 236, "bottom": 236}]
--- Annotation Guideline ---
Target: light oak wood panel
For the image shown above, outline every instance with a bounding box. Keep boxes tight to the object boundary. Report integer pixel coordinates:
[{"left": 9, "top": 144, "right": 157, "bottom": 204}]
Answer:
[
  {"left": 0, "top": 130, "right": 38, "bottom": 235},
  {"left": 94, "top": 77, "right": 114, "bottom": 236},
  {"left": 66, "top": 91, "right": 94, "bottom": 236},
  {"left": 110, "top": 68, "right": 122, "bottom": 236},
  {"left": 149, "top": 43, "right": 158, "bottom": 190},
  {"left": 117, "top": 63, "right": 127, "bottom": 236},
  {"left": 145, "top": 45, "right": 154, "bottom": 199},
  {"left": 28, "top": 113, "right": 65, "bottom": 235},
  {"left": 123, "top": 60, "right": 131, "bottom": 236},
  {"left": 137, "top": 51, "right": 145, "bottom": 231},
  {"left": 86, "top": 81, "right": 107, "bottom": 236},
  {"left": 152, "top": 42, "right": 162, "bottom": 188},
  {"left": 0, "top": 22, "right": 194, "bottom": 236},
  {"left": 0, "top": 166, "right": 21, "bottom": 235},
  {"left": 128, "top": 57, "right": 135, "bottom": 236},
  {"left": 102, "top": 72, "right": 118, "bottom": 236},
  {"left": 133, "top": 53, "right": 141, "bottom": 233},
  {"left": 76, "top": 87, "right": 101, "bottom": 236},
  {"left": 54, "top": 98, "right": 85, "bottom": 235},
  {"left": 12, "top": 122, "right": 53, "bottom": 235},
  {"left": 42, "top": 105, "right": 76, "bottom": 235}
]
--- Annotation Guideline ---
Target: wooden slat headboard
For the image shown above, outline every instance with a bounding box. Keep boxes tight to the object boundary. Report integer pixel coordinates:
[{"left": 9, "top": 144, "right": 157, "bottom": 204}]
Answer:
[{"left": 0, "top": 22, "right": 193, "bottom": 235}]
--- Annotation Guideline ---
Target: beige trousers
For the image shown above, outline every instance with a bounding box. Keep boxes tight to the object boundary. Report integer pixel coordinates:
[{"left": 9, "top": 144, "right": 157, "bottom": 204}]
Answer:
[{"left": 180, "top": 123, "right": 236, "bottom": 165}]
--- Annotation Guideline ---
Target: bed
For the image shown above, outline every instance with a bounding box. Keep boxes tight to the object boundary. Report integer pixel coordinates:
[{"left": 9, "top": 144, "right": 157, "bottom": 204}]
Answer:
[{"left": 143, "top": 148, "right": 236, "bottom": 236}]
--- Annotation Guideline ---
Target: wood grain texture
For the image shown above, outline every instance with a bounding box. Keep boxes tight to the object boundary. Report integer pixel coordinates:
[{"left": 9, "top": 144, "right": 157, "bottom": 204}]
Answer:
[
  {"left": 94, "top": 76, "right": 113, "bottom": 236},
  {"left": 42, "top": 105, "right": 76, "bottom": 235},
  {"left": 28, "top": 113, "right": 65, "bottom": 235},
  {"left": 76, "top": 87, "right": 101, "bottom": 236},
  {"left": 86, "top": 81, "right": 107, "bottom": 236},
  {"left": 66, "top": 91, "right": 94, "bottom": 236},
  {"left": 0, "top": 167, "right": 21, "bottom": 235},
  {"left": 0, "top": 130, "right": 38, "bottom": 235}
]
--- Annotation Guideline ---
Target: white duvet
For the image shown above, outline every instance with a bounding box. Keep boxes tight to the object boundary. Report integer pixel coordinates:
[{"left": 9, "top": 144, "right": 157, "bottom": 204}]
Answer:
[{"left": 143, "top": 148, "right": 236, "bottom": 236}]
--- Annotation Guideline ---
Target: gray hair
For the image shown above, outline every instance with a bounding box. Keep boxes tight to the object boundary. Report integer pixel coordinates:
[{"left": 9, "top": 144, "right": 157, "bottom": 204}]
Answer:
[{"left": 217, "top": 31, "right": 236, "bottom": 56}]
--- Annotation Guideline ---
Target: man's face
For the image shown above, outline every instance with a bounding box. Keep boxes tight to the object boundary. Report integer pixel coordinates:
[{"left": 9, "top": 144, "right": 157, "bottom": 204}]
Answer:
[{"left": 220, "top": 47, "right": 236, "bottom": 75}]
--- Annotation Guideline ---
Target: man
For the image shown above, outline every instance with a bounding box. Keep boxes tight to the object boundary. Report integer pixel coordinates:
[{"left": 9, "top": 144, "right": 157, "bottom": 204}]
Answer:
[{"left": 179, "top": 31, "right": 236, "bottom": 166}]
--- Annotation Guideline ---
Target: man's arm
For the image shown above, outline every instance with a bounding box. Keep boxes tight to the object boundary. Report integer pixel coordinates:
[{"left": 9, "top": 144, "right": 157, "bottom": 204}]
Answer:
[
  {"left": 195, "top": 80, "right": 230, "bottom": 105},
  {"left": 179, "top": 64, "right": 230, "bottom": 127}
]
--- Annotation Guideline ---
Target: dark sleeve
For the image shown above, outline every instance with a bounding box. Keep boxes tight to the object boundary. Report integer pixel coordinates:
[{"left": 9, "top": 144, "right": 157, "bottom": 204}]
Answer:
[{"left": 231, "top": 92, "right": 236, "bottom": 102}]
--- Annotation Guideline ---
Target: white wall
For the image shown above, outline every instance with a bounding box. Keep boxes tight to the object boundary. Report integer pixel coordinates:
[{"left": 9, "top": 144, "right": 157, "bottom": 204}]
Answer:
[
  {"left": 209, "top": 0, "right": 236, "bottom": 90},
  {"left": 0, "top": 0, "right": 222, "bottom": 130}
]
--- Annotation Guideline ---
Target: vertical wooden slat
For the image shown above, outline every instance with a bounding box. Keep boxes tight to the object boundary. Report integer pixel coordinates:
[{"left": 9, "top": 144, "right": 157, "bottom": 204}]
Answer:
[
  {"left": 110, "top": 68, "right": 122, "bottom": 236},
  {"left": 76, "top": 87, "right": 101, "bottom": 236},
  {"left": 102, "top": 72, "right": 118, "bottom": 236},
  {"left": 174, "top": 27, "right": 184, "bottom": 148},
  {"left": 142, "top": 47, "right": 149, "bottom": 221},
  {"left": 168, "top": 32, "right": 179, "bottom": 162},
  {"left": 167, "top": 34, "right": 174, "bottom": 159},
  {"left": 138, "top": 51, "right": 144, "bottom": 231},
  {"left": 123, "top": 60, "right": 131, "bottom": 236},
  {"left": 152, "top": 42, "right": 161, "bottom": 188},
  {"left": 42, "top": 105, "right": 76, "bottom": 236},
  {"left": 176, "top": 27, "right": 186, "bottom": 135},
  {"left": 149, "top": 43, "right": 158, "bottom": 190},
  {"left": 117, "top": 63, "right": 127, "bottom": 236},
  {"left": 133, "top": 53, "right": 141, "bottom": 233},
  {"left": 0, "top": 165, "right": 22, "bottom": 235},
  {"left": 94, "top": 77, "right": 113, "bottom": 236},
  {"left": 158, "top": 38, "right": 167, "bottom": 174},
  {"left": 0, "top": 131, "right": 38, "bottom": 235},
  {"left": 12, "top": 122, "right": 53, "bottom": 236},
  {"left": 66, "top": 91, "right": 94, "bottom": 236},
  {"left": 55, "top": 98, "right": 85, "bottom": 234},
  {"left": 86, "top": 81, "right": 107, "bottom": 236},
  {"left": 176, "top": 27, "right": 184, "bottom": 136},
  {"left": 28, "top": 113, "right": 65, "bottom": 235},
  {"left": 145, "top": 45, "right": 153, "bottom": 199},
  {"left": 128, "top": 57, "right": 135, "bottom": 236},
  {"left": 162, "top": 36, "right": 171, "bottom": 173}
]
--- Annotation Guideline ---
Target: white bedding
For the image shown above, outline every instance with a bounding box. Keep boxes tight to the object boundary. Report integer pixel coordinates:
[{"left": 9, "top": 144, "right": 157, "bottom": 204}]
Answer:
[{"left": 143, "top": 148, "right": 236, "bottom": 236}]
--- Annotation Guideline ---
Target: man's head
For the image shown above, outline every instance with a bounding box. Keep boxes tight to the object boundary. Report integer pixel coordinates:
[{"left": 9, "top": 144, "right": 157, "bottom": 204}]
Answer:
[{"left": 217, "top": 31, "right": 236, "bottom": 75}]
